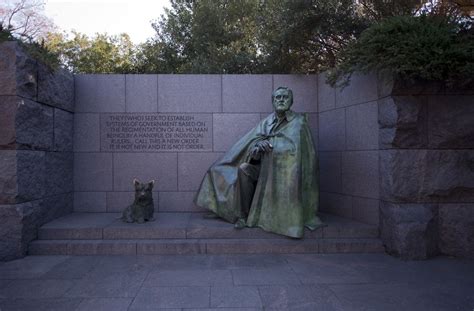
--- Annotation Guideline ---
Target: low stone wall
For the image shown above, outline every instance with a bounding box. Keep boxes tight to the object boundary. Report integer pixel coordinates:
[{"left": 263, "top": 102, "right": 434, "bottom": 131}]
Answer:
[
  {"left": 73, "top": 74, "right": 319, "bottom": 214},
  {"left": 0, "top": 42, "right": 74, "bottom": 261}
]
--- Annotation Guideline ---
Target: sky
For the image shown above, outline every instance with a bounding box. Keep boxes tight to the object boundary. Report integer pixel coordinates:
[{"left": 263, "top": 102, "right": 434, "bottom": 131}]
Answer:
[{"left": 44, "top": 0, "right": 171, "bottom": 44}]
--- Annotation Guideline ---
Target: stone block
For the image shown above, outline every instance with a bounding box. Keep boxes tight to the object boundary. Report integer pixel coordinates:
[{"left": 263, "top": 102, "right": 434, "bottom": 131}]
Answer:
[
  {"left": 17, "top": 150, "right": 46, "bottom": 202},
  {"left": 342, "top": 151, "right": 379, "bottom": 199},
  {"left": 213, "top": 113, "right": 261, "bottom": 152},
  {"left": 0, "top": 42, "right": 37, "bottom": 100},
  {"left": 439, "top": 203, "right": 474, "bottom": 258},
  {"left": 67, "top": 240, "right": 137, "bottom": 255},
  {"left": 130, "top": 286, "right": 210, "bottom": 309},
  {"left": 428, "top": 95, "right": 474, "bottom": 149},
  {"left": 40, "top": 193, "right": 73, "bottom": 223},
  {"left": 352, "top": 197, "right": 380, "bottom": 225},
  {"left": 320, "top": 192, "right": 352, "bottom": 218},
  {"left": 158, "top": 74, "right": 221, "bottom": 112},
  {"left": 75, "top": 75, "right": 125, "bottom": 112},
  {"left": 336, "top": 73, "right": 378, "bottom": 108},
  {"left": 380, "top": 201, "right": 438, "bottom": 259},
  {"left": 231, "top": 268, "right": 301, "bottom": 285},
  {"left": 178, "top": 152, "right": 223, "bottom": 191},
  {"left": 106, "top": 191, "right": 159, "bottom": 213},
  {"left": 74, "top": 192, "right": 107, "bottom": 212},
  {"left": 54, "top": 109, "right": 73, "bottom": 152},
  {"left": 37, "top": 64, "right": 74, "bottom": 111},
  {"left": 158, "top": 191, "right": 204, "bottom": 212},
  {"left": 126, "top": 74, "right": 158, "bottom": 112},
  {"left": 318, "top": 108, "right": 345, "bottom": 151},
  {"left": 0, "top": 204, "right": 23, "bottom": 260},
  {"left": 319, "top": 152, "right": 342, "bottom": 193},
  {"left": 28, "top": 240, "right": 69, "bottom": 255},
  {"left": 45, "top": 152, "right": 73, "bottom": 195},
  {"left": 136, "top": 240, "right": 205, "bottom": 255},
  {"left": 73, "top": 113, "right": 100, "bottom": 152},
  {"left": 346, "top": 101, "right": 379, "bottom": 150},
  {"left": 211, "top": 286, "right": 262, "bottom": 308},
  {"left": 380, "top": 150, "right": 474, "bottom": 203},
  {"left": 0, "top": 150, "right": 17, "bottom": 204},
  {"left": 306, "top": 113, "right": 318, "bottom": 147},
  {"left": 113, "top": 153, "right": 177, "bottom": 191},
  {"left": 318, "top": 73, "right": 336, "bottom": 112},
  {"left": 74, "top": 153, "right": 113, "bottom": 192},
  {"left": 223, "top": 75, "right": 273, "bottom": 113},
  {"left": 0, "top": 96, "right": 17, "bottom": 149},
  {"left": 378, "top": 96, "right": 429, "bottom": 149},
  {"left": 273, "top": 74, "right": 317, "bottom": 112}
]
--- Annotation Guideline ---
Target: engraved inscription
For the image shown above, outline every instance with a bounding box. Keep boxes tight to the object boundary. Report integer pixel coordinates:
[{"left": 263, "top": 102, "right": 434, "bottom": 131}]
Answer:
[{"left": 101, "top": 114, "right": 212, "bottom": 152}]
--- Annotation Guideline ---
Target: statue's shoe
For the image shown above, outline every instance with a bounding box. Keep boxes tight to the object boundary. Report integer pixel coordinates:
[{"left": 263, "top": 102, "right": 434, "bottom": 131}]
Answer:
[{"left": 234, "top": 218, "right": 246, "bottom": 229}]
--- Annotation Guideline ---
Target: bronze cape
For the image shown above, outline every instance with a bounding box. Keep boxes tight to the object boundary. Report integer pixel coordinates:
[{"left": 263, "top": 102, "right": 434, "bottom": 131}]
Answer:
[{"left": 194, "top": 111, "right": 323, "bottom": 238}]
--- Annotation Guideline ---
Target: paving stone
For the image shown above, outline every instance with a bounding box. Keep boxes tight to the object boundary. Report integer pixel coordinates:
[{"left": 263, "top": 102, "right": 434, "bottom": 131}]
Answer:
[
  {"left": 0, "top": 255, "right": 68, "bottom": 279},
  {"left": 273, "top": 75, "right": 318, "bottom": 113},
  {"left": 211, "top": 286, "right": 262, "bottom": 308},
  {"left": 0, "top": 298, "right": 83, "bottom": 311},
  {"left": 346, "top": 101, "right": 379, "bottom": 150},
  {"left": 318, "top": 108, "right": 345, "bottom": 151},
  {"left": 318, "top": 73, "right": 336, "bottom": 112},
  {"left": 223, "top": 75, "right": 273, "bottom": 113},
  {"left": 126, "top": 74, "right": 158, "bottom": 112},
  {"left": 74, "top": 153, "right": 113, "bottom": 192},
  {"left": 0, "top": 279, "right": 75, "bottom": 298},
  {"left": 40, "top": 256, "right": 100, "bottom": 279},
  {"left": 232, "top": 268, "right": 301, "bottom": 285},
  {"left": 65, "top": 270, "right": 147, "bottom": 298},
  {"left": 213, "top": 113, "right": 261, "bottom": 152},
  {"left": 143, "top": 269, "right": 232, "bottom": 287},
  {"left": 137, "top": 240, "right": 206, "bottom": 255},
  {"left": 73, "top": 113, "right": 100, "bottom": 152},
  {"left": 178, "top": 152, "right": 223, "bottom": 191},
  {"left": 158, "top": 74, "right": 221, "bottom": 112},
  {"left": 75, "top": 298, "right": 133, "bottom": 311},
  {"left": 222, "top": 254, "right": 289, "bottom": 270},
  {"left": 258, "top": 285, "right": 343, "bottom": 311},
  {"left": 150, "top": 254, "right": 229, "bottom": 271},
  {"left": 113, "top": 153, "right": 177, "bottom": 191},
  {"left": 103, "top": 213, "right": 189, "bottom": 239},
  {"left": 75, "top": 74, "right": 125, "bottom": 112},
  {"left": 88, "top": 255, "right": 154, "bottom": 274},
  {"left": 106, "top": 191, "right": 159, "bottom": 213},
  {"left": 130, "top": 286, "right": 210, "bottom": 309}
]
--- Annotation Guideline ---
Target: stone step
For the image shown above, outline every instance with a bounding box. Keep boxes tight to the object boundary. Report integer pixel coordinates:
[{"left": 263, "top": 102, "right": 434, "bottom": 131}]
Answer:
[
  {"left": 28, "top": 238, "right": 384, "bottom": 255},
  {"left": 37, "top": 212, "right": 379, "bottom": 240}
]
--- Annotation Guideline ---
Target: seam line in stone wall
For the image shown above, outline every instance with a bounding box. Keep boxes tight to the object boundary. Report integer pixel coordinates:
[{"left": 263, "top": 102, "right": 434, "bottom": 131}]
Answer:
[{"left": 320, "top": 99, "right": 380, "bottom": 114}]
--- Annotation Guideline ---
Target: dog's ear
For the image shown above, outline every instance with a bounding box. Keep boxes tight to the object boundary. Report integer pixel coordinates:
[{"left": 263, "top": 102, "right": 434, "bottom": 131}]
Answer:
[
  {"left": 148, "top": 180, "right": 155, "bottom": 189},
  {"left": 133, "top": 178, "right": 140, "bottom": 186}
]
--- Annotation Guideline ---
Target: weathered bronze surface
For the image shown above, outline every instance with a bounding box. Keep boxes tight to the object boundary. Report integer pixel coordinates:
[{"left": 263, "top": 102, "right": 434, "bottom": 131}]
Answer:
[{"left": 195, "top": 87, "right": 323, "bottom": 238}]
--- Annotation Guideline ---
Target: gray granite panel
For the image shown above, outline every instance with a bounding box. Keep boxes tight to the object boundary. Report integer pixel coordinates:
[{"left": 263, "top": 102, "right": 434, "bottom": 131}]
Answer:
[
  {"left": 439, "top": 203, "right": 474, "bottom": 258},
  {"left": 126, "top": 74, "right": 158, "bottom": 112},
  {"left": 45, "top": 152, "right": 73, "bottom": 195},
  {"left": 74, "top": 192, "right": 107, "bottom": 212},
  {"left": 158, "top": 191, "right": 204, "bottom": 212},
  {"left": 106, "top": 191, "right": 159, "bottom": 213},
  {"left": 16, "top": 98, "right": 54, "bottom": 150},
  {"left": 54, "top": 109, "right": 73, "bottom": 152},
  {"left": 178, "top": 152, "right": 223, "bottom": 191},
  {"left": 223, "top": 75, "right": 273, "bottom": 113},
  {"left": 73, "top": 113, "right": 100, "bottom": 152},
  {"left": 67, "top": 240, "right": 137, "bottom": 256},
  {"left": 74, "top": 153, "right": 113, "bottom": 192},
  {"left": 307, "top": 113, "right": 318, "bottom": 147},
  {"left": 113, "top": 153, "right": 177, "bottom": 191},
  {"left": 38, "top": 64, "right": 74, "bottom": 111},
  {"left": 342, "top": 151, "right": 379, "bottom": 199},
  {"left": 213, "top": 113, "right": 261, "bottom": 152},
  {"left": 336, "top": 73, "right": 378, "bottom": 108},
  {"left": 273, "top": 75, "right": 318, "bottom": 112},
  {"left": 0, "top": 150, "right": 17, "bottom": 204},
  {"left": 320, "top": 192, "right": 353, "bottom": 218},
  {"left": 318, "top": 73, "right": 336, "bottom": 112},
  {"left": 352, "top": 197, "right": 380, "bottom": 225},
  {"left": 17, "top": 150, "right": 46, "bottom": 202},
  {"left": 346, "top": 101, "right": 379, "bottom": 150},
  {"left": 319, "top": 152, "right": 342, "bottom": 193},
  {"left": 75, "top": 74, "right": 125, "bottom": 112},
  {"left": 318, "top": 108, "right": 345, "bottom": 151},
  {"left": 158, "top": 74, "right": 221, "bottom": 112},
  {"left": 0, "top": 96, "right": 18, "bottom": 149}
]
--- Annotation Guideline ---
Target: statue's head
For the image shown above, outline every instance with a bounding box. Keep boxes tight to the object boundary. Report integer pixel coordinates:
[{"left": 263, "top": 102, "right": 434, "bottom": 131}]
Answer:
[{"left": 272, "top": 87, "right": 293, "bottom": 114}]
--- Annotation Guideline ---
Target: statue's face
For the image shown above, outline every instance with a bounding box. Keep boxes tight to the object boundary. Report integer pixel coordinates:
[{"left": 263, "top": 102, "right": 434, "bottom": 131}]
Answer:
[{"left": 272, "top": 89, "right": 293, "bottom": 114}]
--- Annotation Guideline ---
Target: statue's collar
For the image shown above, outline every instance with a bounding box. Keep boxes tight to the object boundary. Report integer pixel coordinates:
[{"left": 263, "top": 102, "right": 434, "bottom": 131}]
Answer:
[{"left": 271, "top": 110, "right": 296, "bottom": 124}]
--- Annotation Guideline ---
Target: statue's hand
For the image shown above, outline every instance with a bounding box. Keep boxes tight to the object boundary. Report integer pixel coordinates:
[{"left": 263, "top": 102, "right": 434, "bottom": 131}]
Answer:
[{"left": 250, "top": 140, "right": 272, "bottom": 159}]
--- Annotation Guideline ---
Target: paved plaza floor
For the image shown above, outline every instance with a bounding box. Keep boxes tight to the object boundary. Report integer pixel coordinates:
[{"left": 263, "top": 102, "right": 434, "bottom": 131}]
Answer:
[{"left": 0, "top": 253, "right": 473, "bottom": 310}]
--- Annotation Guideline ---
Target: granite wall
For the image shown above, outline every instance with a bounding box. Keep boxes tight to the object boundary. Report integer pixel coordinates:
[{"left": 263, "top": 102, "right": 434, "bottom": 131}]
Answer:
[
  {"left": 0, "top": 42, "right": 74, "bottom": 261},
  {"left": 73, "top": 74, "right": 319, "bottom": 214}
]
